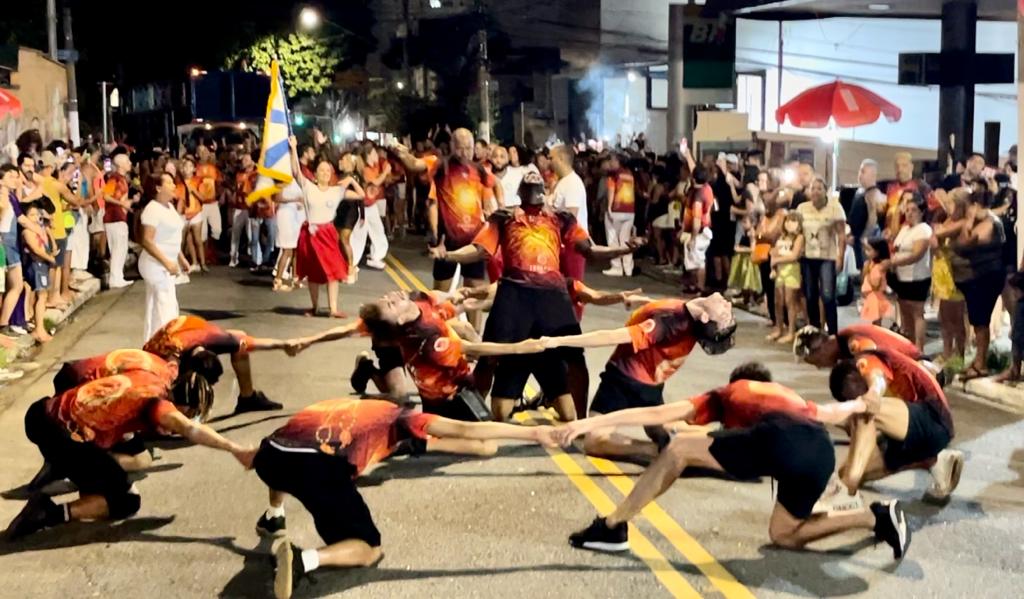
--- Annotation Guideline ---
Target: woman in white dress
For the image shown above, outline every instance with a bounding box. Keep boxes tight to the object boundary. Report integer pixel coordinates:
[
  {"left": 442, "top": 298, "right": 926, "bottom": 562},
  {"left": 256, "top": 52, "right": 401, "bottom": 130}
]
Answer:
[{"left": 139, "top": 173, "right": 189, "bottom": 341}]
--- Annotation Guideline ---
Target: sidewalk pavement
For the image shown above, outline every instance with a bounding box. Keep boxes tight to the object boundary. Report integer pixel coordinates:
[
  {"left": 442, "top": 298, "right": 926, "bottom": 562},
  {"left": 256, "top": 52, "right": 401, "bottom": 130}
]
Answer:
[
  {"left": 0, "top": 273, "right": 101, "bottom": 378},
  {"left": 638, "top": 258, "right": 1024, "bottom": 414}
]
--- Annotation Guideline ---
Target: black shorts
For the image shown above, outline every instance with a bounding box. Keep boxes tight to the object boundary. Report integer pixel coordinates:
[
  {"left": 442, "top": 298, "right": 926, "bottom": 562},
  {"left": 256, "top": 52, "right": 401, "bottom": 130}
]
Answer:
[
  {"left": 373, "top": 344, "right": 405, "bottom": 374},
  {"left": 24, "top": 398, "right": 134, "bottom": 508},
  {"left": 880, "top": 401, "right": 952, "bottom": 471},
  {"left": 484, "top": 280, "right": 581, "bottom": 399},
  {"left": 958, "top": 271, "right": 1006, "bottom": 326},
  {"left": 54, "top": 237, "right": 68, "bottom": 267},
  {"left": 334, "top": 200, "right": 362, "bottom": 231},
  {"left": 589, "top": 364, "right": 665, "bottom": 415},
  {"left": 892, "top": 277, "right": 931, "bottom": 302},
  {"left": 422, "top": 387, "right": 488, "bottom": 421},
  {"left": 253, "top": 439, "right": 381, "bottom": 546},
  {"left": 708, "top": 414, "right": 834, "bottom": 520},
  {"left": 432, "top": 220, "right": 486, "bottom": 281}
]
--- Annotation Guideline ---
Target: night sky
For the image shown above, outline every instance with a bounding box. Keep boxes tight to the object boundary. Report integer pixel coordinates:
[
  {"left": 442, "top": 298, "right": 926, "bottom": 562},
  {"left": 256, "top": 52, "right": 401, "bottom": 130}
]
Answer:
[{"left": 2, "top": 0, "right": 330, "bottom": 125}]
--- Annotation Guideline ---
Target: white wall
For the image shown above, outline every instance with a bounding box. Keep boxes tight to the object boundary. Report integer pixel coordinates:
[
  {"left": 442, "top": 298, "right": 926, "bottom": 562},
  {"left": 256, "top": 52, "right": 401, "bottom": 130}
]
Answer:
[{"left": 736, "top": 17, "right": 1018, "bottom": 155}]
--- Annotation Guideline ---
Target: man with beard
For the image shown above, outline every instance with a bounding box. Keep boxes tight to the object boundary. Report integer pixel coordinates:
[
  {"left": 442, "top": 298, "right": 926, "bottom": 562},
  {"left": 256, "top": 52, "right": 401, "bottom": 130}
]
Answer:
[
  {"left": 430, "top": 171, "right": 641, "bottom": 422},
  {"left": 490, "top": 146, "right": 526, "bottom": 208},
  {"left": 538, "top": 292, "right": 737, "bottom": 461}
]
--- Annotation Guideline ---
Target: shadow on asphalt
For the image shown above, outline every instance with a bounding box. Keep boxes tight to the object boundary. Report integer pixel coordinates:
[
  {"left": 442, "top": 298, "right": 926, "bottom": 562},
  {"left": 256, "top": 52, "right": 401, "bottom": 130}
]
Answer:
[
  {"left": 0, "top": 516, "right": 249, "bottom": 558},
  {"left": 182, "top": 308, "right": 245, "bottom": 321},
  {"left": 1, "top": 463, "right": 183, "bottom": 500},
  {"left": 675, "top": 539, "right": 880, "bottom": 597},
  {"left": 219, "top": 548, "right": 652, "bottom": 598}
]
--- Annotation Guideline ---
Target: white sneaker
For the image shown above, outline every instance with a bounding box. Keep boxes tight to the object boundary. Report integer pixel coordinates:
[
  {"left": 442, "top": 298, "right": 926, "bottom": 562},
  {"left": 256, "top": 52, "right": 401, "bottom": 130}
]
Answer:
[
  {"left": 926, "top": 449, "right": 964, "bottom": 501},
  {"left": 602, "top": 268, "right": 624, "bottom": 277},
  {"left": 109, "top": 280, "right": 134, "bottom": 289},
  {"left": 189, "top": 264, "right": 200, "bottom": 274},
  {"left": 228, "top": 257, "right": 239, "bottom": 268},
  {"left": 811, "top": 474, "right": 866, "bottom": 515},
  {"left": 365, "top": 259, "right": 386, "bottom": 270}
]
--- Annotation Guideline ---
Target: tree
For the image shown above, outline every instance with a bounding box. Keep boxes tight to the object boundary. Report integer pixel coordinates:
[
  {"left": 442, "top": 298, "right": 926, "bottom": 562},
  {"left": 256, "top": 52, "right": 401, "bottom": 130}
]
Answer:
[{"left": 225, "top": 33, "right": 340, "bottom": 98}]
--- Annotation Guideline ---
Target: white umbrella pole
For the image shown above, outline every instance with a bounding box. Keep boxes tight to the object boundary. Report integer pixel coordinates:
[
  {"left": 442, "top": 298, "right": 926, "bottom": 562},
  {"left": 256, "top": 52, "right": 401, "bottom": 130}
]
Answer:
[{"left": 831, "top": 136, "right": 839, "bottom": 190}]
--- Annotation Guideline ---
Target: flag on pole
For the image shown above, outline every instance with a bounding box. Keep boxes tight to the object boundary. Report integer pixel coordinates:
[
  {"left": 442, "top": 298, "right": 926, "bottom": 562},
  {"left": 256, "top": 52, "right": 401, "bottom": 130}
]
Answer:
[{"left": 247, "top": 60, "right": 294, "bottom": 205}]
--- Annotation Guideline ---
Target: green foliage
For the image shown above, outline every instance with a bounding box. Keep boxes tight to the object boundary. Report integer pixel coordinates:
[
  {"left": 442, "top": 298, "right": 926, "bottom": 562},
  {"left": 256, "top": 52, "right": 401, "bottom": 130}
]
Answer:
[{"left": 226, "top": 33, "right": 341, "bottom": 98}]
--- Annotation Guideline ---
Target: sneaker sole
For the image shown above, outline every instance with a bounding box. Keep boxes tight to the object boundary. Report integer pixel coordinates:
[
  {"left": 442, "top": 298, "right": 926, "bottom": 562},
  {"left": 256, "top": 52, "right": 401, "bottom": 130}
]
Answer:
[
  {"left": 890, "top": 501, "right": 910, "bottom": 560},
  {"left": 272, "top": 539, "right": 293, "bottom": 599},
  {"left": 575, "top": 540, "right": 630, "bottom": 553},
  {"left": 924, "top": 452, "right": 965, "bottom": 503}
]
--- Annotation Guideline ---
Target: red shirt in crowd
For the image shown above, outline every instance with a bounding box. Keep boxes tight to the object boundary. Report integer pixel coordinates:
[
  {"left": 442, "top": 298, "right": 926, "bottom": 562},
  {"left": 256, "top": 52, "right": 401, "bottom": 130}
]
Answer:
[
  {"left": 424, "top": 155, "right": 496, "bottom": 247},
  {"left": 855, "top": 348, "right": 953, "bottom": 436},
  {"left": 607, "top": 169, "right": 636, "bottom": 214},
  {"left": 689, "top": 380, "right": 818, "bottom": 429},
  {"left": 472, "top": 207, "right": 590, "bottom": 289},
  {"left": 268, "top": 399, "right": 436, "bottom": 477},
  {"left": 102, "top": 173, "right": 130, "bottom": 224},
  {"left": 608, "top": 299, "right": 696, "bottom": 386},
  {"left": 234, "top": 168, "right": 257, "bottom": 210},
  {"left": 363, "top": 163, "right": 387, "bottom": 208},
  {"left": 194, "top": 163, "right": 222, "bottom": 205},
  {"left": 46, "top": 370, "right": 179, "bottom": 449},
  {"left": 143, "top": 315, "right": 255, "bottom": 361}
]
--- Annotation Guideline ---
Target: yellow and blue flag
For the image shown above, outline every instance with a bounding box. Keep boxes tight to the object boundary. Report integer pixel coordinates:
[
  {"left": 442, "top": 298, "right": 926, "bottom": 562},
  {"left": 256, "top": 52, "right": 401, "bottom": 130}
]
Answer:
[{"left": 247, "top": 60, "right": 294, "bottom": 205}]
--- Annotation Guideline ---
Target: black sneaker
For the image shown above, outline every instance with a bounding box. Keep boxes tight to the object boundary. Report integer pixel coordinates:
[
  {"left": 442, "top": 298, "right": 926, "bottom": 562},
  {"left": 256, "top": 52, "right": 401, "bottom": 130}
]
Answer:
[
  {"left": 256, "top": 513, "right": 287, "bottom": 537},
  {"left": 272, "top": 539, "right": 307, "bottom": 599},
  {"left": 234, "top": 391, "right": 283, "bottom": 414},
  {"left": 568, "top": 517, "right": 629, "bottom": 552},
  {"left": 871, "top": 500, "right": 911, "bottom": 560},
  {"left": 351, "top": 352, "right": 376, "bottom": 395},
  {"left": 5, "top": 495, "right": 62, "bottom": 540}
]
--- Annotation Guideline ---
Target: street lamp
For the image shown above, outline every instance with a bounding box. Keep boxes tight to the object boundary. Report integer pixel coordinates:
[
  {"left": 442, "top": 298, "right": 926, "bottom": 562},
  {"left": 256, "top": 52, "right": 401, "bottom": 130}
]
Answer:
[
  {"left": 395, "top": 81, "right": 405, "bottom": 91},
  {"left": 299, "top": 6, "right": 321, "bottom": 31}
]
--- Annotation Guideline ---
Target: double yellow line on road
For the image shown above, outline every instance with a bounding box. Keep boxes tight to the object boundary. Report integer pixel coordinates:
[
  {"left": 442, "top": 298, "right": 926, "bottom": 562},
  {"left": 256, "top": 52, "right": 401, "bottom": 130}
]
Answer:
[{"left": 382, "top": 253, "right": 754, "bottom": 599}]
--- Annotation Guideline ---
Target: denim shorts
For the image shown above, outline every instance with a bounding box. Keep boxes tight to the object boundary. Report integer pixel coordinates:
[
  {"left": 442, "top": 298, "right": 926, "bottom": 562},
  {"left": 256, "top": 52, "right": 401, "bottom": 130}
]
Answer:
[{"left": 1, "top": 231, "right": 20, "bottom": 268}]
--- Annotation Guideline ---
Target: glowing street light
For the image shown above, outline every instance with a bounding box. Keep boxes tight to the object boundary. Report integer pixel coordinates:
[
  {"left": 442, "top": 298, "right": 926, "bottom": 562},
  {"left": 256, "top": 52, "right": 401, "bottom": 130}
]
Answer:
[
  {"left": 395, "top": 81, "right": 405, "bottom": 91},
  {"left": 299, "top": 6, "right": 321, "bottom": 31},
  {"left": 626, "top": 70, "right": 638, "bottom": 82},
  {"left": 340, "top": 118, "right": 355, "bottom": 136}
]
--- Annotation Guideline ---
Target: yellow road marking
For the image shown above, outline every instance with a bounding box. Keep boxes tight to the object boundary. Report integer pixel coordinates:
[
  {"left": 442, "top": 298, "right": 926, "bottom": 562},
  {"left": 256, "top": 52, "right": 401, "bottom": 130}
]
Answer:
[
  {"left": 514, "top": 414, "right": 701, "bottom": 599},
  {"left": 386, "top": 249, "right": 756, "bottom": 599},
  {"left": 383, "top": 264, "right": 411, "bottom": 291},
  {"left": 386, "top": 255, "right": 431, "bottom": 292},
  {"left": 587, "top": 457, "right": 756, "bottom": 599}
]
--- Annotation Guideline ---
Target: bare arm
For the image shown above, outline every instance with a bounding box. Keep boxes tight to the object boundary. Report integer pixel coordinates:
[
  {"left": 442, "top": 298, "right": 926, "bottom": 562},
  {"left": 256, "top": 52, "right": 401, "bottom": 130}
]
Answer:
[
  {"left": 575, "top": 238, "right": 642, "bottom": 262},
  {"left": 540, "top": 327, "right": 633, "bottom": 349},
  {"left": 425, "top": 418, "right": 555, "bottom": 446},
  {"left": 389, "top": 144, "right": 427, "bottom": 173},
  {"left": 814, "top": 399, "right": 867, "bottom": 426},
  {"left": 288, "top": 321, "right": 365, "bottom": 350},
  {"left": 557, "top": 401, "right": 697, "bottom": 445},
  {"left": 429, "top": 243, "right": 487, "bottom": 264},
  {"left": 23, "top": 230, "right": 56, "bottom": 264},
  {"left": 889, "top": 238, "right": 929, "bottom": 268},
  {"left": 463, "top": 337, "right": 546, "bottom": 357},
  {"left": 157, "top": 410, "right": 255, "bottom": 468},
  {"left": 575, "top": 283, "right": 643, "bottom": 307}
]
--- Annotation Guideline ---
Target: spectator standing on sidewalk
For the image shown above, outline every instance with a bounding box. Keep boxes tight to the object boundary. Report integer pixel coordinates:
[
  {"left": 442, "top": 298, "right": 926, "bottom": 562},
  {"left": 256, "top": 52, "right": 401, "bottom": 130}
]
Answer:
[{"left": 797, "top": 178, "right": 846, "bottom": 335}]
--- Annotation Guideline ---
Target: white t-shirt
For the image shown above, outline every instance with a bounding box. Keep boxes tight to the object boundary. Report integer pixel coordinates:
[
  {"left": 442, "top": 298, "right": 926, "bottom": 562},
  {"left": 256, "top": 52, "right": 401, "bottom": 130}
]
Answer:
[
  {"left": 552, "top": 172, "right": 589, "bottom": 232},
  {"left": 797, "top": 199, "right": 846, "bottom": 260},
  {"left": 141, "top": 200, "right": 184, "bottom": 262},
  {"left": 303, "top": 182, "right": 344, "bottom": 224},
  {"left": 497, "top": 166, "right": 526, "bottom": 208},
  {"left": 893, "top": 222, "right": 933, "bottom": 281}
]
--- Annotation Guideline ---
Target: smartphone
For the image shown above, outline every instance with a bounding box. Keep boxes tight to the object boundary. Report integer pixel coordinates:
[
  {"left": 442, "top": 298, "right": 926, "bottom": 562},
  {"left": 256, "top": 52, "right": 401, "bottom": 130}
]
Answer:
[{"left": 103, "top": 158, "right": 112, "bottom": 173}]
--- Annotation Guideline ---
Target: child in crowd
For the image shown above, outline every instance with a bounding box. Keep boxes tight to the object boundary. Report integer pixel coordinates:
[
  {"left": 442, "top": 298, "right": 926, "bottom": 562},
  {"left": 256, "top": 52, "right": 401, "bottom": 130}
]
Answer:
[
  {"left": 860, "top": 237, "right": 892, "bottom": 326},
  {"left": 767, "top": 211, "right": 804, "bottom": 344},
  {"left": 727, "top": 216, "right": 762, "bottom": 306},
  {"left": 1000, "top": 271, "right": 1024, "bottom": 384},
  {"left": 21, "top": 203, "right": 58, "bottom": 344}
]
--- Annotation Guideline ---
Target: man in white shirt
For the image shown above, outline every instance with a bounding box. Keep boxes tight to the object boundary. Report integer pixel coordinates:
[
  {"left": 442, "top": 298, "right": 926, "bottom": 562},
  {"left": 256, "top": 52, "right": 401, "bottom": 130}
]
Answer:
[
  {"left": 550, "top": 144, "right": 588, "bottom": 232},
  {"left": 491, "top": 146, "right": 525, "bottom": 209}
]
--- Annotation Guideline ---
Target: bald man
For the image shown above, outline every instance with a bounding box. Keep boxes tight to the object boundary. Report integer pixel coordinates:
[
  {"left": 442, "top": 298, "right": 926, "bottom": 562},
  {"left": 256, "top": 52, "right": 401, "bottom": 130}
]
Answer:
[
  {"left": 390, "top": 128, "right": 504, "bottom": 297},
  {"left": 103, "top": 153, "right": 137, "bottom": 289}
]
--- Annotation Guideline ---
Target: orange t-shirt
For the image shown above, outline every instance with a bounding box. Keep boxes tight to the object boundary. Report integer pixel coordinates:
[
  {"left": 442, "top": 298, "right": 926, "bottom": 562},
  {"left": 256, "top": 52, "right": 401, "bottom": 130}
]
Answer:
[
  {"left": 363, "top": 164, "right": 386, "bottom": 207},
  {"left": 234, "top": 169, "right": 257, "bottom": 210},
  {"left": 472, "top": 207, "right": 589, "bottom": 289},
  {"left": 839, "top": 324, "right": 921, "bottom": 360},
  {"left": 45, "top": 370, "right": 179, "bottom": 448},
  {"left": 855, "top": 348, "right": 953, "bottom": 436},
  {"left": 194, "top": 163, "right": 222, "bottom": 204},
  {"left": 425, "top": 155, "right": 495, "bottom": 246},
  {"left": 268, "top": 399, "right": 437, "bottom": 476},
  {"left": 607, "top": 299, "right": 697, "bottom": 386},
  {"left": 607, "top": 169, "right": 636, "bottom": 214},
  {"left": 102, "top": 173, "right": 130, "bottom": 223},
  {"left": 689, "top": 380, "right": 818, "bottom": 429},
  {"left": 143, "top": 315, "right": 255, "bottom": 361},
  {"left": 55, "top": 349, "right": 178, "bottom": 395}
]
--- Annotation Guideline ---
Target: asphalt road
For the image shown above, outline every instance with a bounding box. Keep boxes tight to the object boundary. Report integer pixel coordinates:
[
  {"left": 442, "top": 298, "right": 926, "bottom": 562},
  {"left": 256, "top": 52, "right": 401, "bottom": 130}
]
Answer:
[{"left": 1, "top": 241, "right": 1023, "bottom": 599}]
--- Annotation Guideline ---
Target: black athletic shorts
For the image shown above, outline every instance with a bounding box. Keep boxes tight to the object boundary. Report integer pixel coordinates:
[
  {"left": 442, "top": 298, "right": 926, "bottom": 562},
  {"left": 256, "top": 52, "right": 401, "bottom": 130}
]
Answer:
[
  {"left": 708, "top": 413, "right": 834, "bottom": 520},
  {"left": 335, "top": 200, "right": 362, "bottom": 231},
  {"left": 892, "top": 278, "right": 931, "bottom": 303},
  {"left": 24, "top": 398, "right": 134, "bottom": 507},
  {"left": 589, "top": 364, "right": 665, "bottom": 415},
  {"left": 373, "top": 344, "right": 405, "bottom": 374},
  {"left": 432, "top": 219, "right": 486, "bottom": 281},
  {"left": 484, "top": 280, "right": 581, "bottom": 400},
  {"left": 880, "top": 401, "right": 952, "bottom": 471},
  {"left": 253, "top": 439, "right": 381, "bottom": 546}
]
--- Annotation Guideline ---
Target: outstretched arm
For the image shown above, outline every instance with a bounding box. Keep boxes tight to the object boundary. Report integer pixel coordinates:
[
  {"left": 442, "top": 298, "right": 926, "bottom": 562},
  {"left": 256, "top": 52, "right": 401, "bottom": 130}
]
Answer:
[
  {"left": 541, "top": 327, "right": 633, "bottom": 349},
  {"left": 157, "top": 410, "right": 255, "bottom": 468},
  {"left": 556, "top": 401, "right": 697, "bottom": 445},
  {"left": 428, "top": 242, "right": 487, "bottom": 264},
  {"left": 576, "top": 237, "right": 644, "bottom": 261},
  {"left": 426, "top": 418, "right": 557, "bottom": 447},
  {"left": 287, "top": 321, "right": 365, "bottom": 352},
  {"left": 815, "top": 399, "right": 867, "bottom": 425},
  {"left": 463, "top": 337, "right": 546, "bottom": 357},
  {"left": 389, "top": 143, "right": 427, "bottom": 173},
  {"left": 576, "top": 283, "right": 643, "bottom": 307}
]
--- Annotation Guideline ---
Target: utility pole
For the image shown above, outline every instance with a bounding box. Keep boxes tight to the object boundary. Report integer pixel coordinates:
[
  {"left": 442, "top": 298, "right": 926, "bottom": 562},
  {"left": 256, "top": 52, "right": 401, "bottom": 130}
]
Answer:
[
  {"left": 476, "top": 0, "right": 491, "bottom": 142},
  {"left": 62, "top": 5, "right": 81, "bottom": 145},
  {"left": 46, "top": 0, "right": 58, "bottom": 60},
  {"left": 401, "top": 0, "right": 414, "bottom": 95},
  {"left": 100, "top": 81, "right": 110, "bottom": 146}
]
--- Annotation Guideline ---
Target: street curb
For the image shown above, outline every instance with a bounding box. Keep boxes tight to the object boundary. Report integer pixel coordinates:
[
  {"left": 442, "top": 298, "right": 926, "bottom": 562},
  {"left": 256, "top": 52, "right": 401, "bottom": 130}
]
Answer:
[
  {"left": 3, "top": 276, "right": 101, "bottom": 365},
  {"left": 953, "top": 377, "right": 1024, "bottom": 414}
]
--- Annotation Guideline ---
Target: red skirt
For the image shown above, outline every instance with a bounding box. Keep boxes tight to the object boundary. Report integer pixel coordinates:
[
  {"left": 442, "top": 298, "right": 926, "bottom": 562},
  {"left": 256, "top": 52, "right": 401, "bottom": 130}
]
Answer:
[{"left": 296, "top": 222, "right": 348, "bottom": 284}]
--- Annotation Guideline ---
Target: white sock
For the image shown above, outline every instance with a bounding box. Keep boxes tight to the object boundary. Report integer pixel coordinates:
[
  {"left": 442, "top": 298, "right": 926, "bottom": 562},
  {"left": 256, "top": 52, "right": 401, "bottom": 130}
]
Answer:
[
  {"left": 301, "top": 549, "right": 320, "bottom": 573},
  {"left": 62, "top": 504, "right": 71, "bottom": 523},
  {"left": 265, "top": 505, "right": 285, "bottom": 519}
]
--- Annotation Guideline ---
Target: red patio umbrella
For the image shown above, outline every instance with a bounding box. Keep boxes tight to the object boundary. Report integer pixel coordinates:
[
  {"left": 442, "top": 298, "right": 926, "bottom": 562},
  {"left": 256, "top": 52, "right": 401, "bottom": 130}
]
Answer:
[
  {"left": 775, "top": 80, "right": 902, "bottom": 188},
  {"left": 0, "top": 89, "right": 23, "bottom": 120},
  {"left": 775, "top": 80, "right": 902, "bottom": 129}
]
